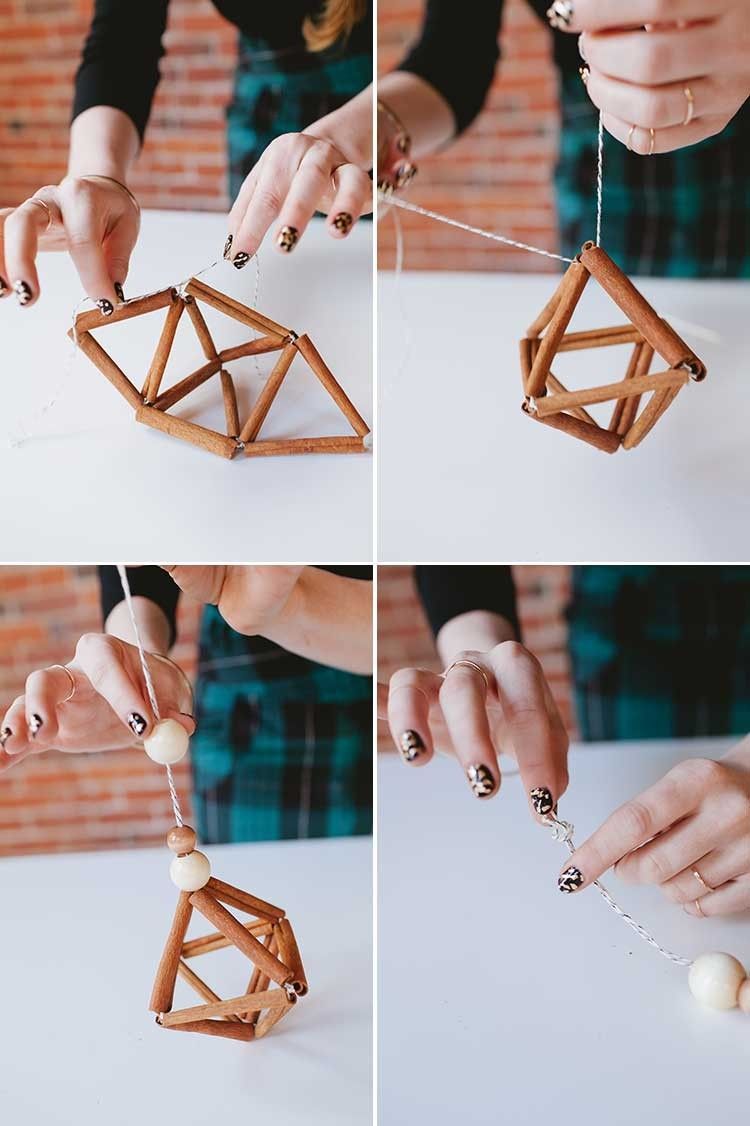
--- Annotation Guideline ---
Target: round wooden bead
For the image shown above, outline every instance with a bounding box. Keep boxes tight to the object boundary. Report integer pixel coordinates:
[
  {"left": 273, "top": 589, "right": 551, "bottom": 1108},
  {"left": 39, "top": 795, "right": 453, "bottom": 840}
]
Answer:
[
  {"left": 166, "top": 824, "right": 196, "bottom": 855},
  {"left": 688, "top": 952, "right": 746, "bottom": 1011},
  {"left": 738, "top": 978, "right": 750, "bottom": 1015},
  {"left": 143, "top": 718, "right": 190, "bottom": 765},
  {"left": 169, "top": 850, "right": 211, "bottom": 891}
]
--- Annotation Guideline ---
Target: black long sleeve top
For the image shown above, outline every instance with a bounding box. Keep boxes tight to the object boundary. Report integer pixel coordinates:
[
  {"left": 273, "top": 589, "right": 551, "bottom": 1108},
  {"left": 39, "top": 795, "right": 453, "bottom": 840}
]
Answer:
[
  {"left": 415, "top": 565, "right": 519, "bottom": 640},
  {"left": 73, "top": 0, "right": 372, "bottom": 141},
  {"left": 399, "top": 1, "right": 582, "bottom": 135}
]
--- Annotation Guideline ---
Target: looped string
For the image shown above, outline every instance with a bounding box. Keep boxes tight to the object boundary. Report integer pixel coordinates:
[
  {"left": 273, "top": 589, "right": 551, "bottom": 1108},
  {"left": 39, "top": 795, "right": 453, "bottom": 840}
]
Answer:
[
  {"left": 542, "top": 812, "right": 693, "bottom": 968},
  {"left": 116, "top": 564, "right": 184, "bottom": 828}
]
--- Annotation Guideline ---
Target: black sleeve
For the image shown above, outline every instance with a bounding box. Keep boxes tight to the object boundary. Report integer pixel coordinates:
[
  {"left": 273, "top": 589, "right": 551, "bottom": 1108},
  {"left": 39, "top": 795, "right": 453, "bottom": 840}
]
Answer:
[
  {"left": 415, "top": 566, "right": 520, "bottom": 640},
  {"left": 72, "top": 0, "right": 170, "bottom": 142},
  {"left": 397, "top": 1, "right": 505, "bottom": 135},
  {"left": 98, "top": 566, "right": 180, "bottom": 648}
]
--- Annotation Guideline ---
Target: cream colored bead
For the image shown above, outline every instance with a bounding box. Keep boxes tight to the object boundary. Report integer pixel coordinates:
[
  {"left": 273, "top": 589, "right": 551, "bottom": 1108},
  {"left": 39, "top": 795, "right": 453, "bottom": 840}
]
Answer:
[
  {"left": 688, "top": 952, "right": 746, "bottom": 1011},
  {"left": 169, "top": 850, "right": 211, "bottom": 891},
  {"left": 143, "top": 718, "right": 190, "bottom": 765},
  {"left": 739, "top": 978, "right": 750, "bottom": 1015}
]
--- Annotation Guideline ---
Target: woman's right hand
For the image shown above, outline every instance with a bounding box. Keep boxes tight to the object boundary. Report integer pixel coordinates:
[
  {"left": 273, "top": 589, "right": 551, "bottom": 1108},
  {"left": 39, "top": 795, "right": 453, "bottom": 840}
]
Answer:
[
  {"left": 0, "top": 633, "right": 194, "bottom": 774},
  {"left": 0, "top": 175, "right": 140, "bottom": 310},
  {"left": 380, "top": 641, "right": 569, "bottom": 816}
]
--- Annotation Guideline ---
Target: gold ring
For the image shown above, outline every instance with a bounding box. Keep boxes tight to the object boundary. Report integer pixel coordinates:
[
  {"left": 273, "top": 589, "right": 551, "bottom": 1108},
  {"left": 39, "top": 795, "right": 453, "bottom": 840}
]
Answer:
[
  {"left": 683, "top": 86, "right": 695, "bottom": 127},
  {"left": 692, "top": 867, "right": 712, "bottom": 893},
  {"left": 627, "top": 125, "right": 636, "bottom": 152},
  {"left": 442, "top": 659, "right": 490, "bottom": 695},
  {"left": 694, "top": 898, "right": 705, "bottom": 917},
  {"left": 648, "top": 127, "right": 656, "bottom": 156},
  {"left": 50, "top": 664, "right": 76, "bottom": 704},
  {"left": 27, "top": 197, "right": 53, "bottom": 229}
]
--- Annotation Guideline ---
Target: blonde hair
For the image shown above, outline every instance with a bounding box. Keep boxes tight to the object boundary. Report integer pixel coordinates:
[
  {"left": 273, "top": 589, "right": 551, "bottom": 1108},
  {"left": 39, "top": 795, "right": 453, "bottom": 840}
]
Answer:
[{"left": 303, "top": 0, "right": 366, "bottom": 52}]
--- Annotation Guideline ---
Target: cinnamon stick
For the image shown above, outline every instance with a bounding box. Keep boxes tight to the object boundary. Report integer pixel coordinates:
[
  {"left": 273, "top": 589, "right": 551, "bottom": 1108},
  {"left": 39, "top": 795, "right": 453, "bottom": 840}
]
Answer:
[
  {"left": 622, "top": 383, "right": 682, "bottom": 450},
  {"left": 185, "top": 278, "right": 291, "bottom": 339},
  {"left": 218, "top": 336, "right": 286, "bottom": 363},
  {"left": 205, "top": 877, "right": 284, "bottom": 921},
  {"left": 189, "top": 889, "right": 293, "bottom": 986},
  {"left": 522, "top": 401, "right": 621, "bottom": 454},
  {"left": 274, "top": 919, "right": 308, "bottom": 996},
  {"left": 243, "top": 436, "right": 367, "bottom": 457},
  {"left": 182, "top": 919, "right": 273, "bottom": 959},
  {"left": 220, "top": 369, "right": 240, "bottom": 437},
  {"left": 294, "top": 334, "right": 370, "bottom": 436},
  {"left": 149, "top": 892, "right": 193, "bottom": 1014},
  {"left": 185, "top": 295, "right": 219, "bottom": 360},
  {"left": 176, "top": 960, "right": 243, "bottom": 1022},
  {"left": 609, "top": 343, "right": 650, "bottom": 434},
  {"left": 160, "top": 987, "right": 290, "bottom": 1027},
  {"left": 151, "top": 357, "right": 222, "bottom": 411},
  {"left": 73, "top": 287, "right": 176, "bottom": 334},
  {"left": 557, "top": 325, "right": 642, "bottom": 352},
  {"left": 163, "top": 1018, "right": 255, "bottom": 1042},
  {"left": 526, "top": 261, "right": 590, "bottom": 398},
  {"left": 526, "top": 272, "right": 568, "bottom": 338},
  {"left": 247, "top": 933, "right": 277, "bottom": 999},
  {"left": 255, "top": 1000, "right": 294, "bottom": 1039},
  {"left": 546, "top": 373, "right": 597, "bottom": 426},
  {"left": 143, "top": 296, "right": 185, "bottom": 402},
  {"left": 579, "top": 244, "right": 706, "bottom": 377},
  {"left": 238, "top": 342, "right": 298, "bottom": 444},
  {"left": 69, "top": 330, "right": 142, "bottom": 409},
  {"left": 534, "top": 368, "right": 688, "bottom": 418},
  {"left": 136, "top": 405, "right": 237, "bottom": 459}
]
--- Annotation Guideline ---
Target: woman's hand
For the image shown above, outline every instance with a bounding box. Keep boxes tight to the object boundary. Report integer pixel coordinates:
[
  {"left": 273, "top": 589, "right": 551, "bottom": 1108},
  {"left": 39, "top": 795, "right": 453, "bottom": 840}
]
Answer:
[
  {"left": 560, "top": 739, "right": 750, "bottom": 915},
  {"left": 163, "top": 566, "right": 305, "bottom": 638},
  {"left": 0, "top": 175, "right": 140, "bottom": 310},
  {"left": 559, "top": 1, "right": 750, "bottom": 154},
  {"left": 380, "top": 641, "right": 569, "bottom": 811},
  {"left": 0, "top": 634, "right": 194, "bottom": 774}
]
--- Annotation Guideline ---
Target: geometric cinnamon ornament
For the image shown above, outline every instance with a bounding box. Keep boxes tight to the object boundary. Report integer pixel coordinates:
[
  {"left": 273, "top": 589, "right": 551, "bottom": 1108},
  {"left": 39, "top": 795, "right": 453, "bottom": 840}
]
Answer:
[
  {"left": 68, "top": 276, "right": 370, "bottom": 460},
  {"left": 520, "top": 242, "right": 706, "bottom": 453},
  {"left": 150, "top": 876, "right": 307, "bottom": 1042}
]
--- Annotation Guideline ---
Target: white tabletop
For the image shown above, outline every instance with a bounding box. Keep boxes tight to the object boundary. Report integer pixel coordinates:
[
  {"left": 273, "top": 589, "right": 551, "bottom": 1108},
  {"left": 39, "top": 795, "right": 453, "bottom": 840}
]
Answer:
[
  {"left": 379, "top": 269, "right": 750, "bottom": 561},
  {"left": 379, "top": 739, "right": 750, "bottom": 1126},
  {"left": 0, "top": 211, "right": 372, "bottom": 562},
  {"left": 0, "top": 834, "right": 372, "bottom": 1125}
]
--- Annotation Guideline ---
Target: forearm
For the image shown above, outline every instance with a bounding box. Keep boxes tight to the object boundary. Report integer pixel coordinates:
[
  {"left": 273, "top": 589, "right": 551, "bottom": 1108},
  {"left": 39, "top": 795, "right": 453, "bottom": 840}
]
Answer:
[
  {"left": 436, "top": 610, "right": 517, "bottom": 667},
  {"left": 68, "top": 106, "right": 140, "bottom": 182},
  {"left": 264, "top": 569, "right": 373, "bottom": 676},
  {"left": 378, "top": 71, "right": 455, "bottom": 158},
  {"left": 104, "top": 597, "right": 172, "bottom": 656},
  {"left": 305, "top": 85, "right": 374, "bottom": 169}
]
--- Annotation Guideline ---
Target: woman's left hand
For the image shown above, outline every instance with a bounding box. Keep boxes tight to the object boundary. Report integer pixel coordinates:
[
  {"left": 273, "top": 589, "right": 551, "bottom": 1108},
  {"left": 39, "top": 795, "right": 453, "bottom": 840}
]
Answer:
[
  {"left": 558, "top": 1, "right": 750, "bottom": 154},
  {"left": 560, "top": 738, "right": 750, "bottom": 916},
  {"left": 225, "top": 128, "right": 371, "bottom": 263}
]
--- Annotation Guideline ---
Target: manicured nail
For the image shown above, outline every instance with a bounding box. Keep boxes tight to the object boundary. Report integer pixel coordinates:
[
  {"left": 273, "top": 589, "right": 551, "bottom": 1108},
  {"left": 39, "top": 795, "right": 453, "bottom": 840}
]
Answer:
[
  {"left": 399, "top": 730, "right": 424, "bottom": 763},
  {"left": 466, "top": 763, "right": 497, "bottom": 799},
  {"left": 530, "top": 786, "right": 556, "bottom": 816},
  {"left": 377, "top": 179, "right": 394, "bottom": 197},
  {"left": 223, "top": 233, "right": 233, "bottom": 259},
  {"left": 547, "top": 1, "right": 574, "bottom": 30},
  {"left": 0, "top": 275, "right": 8, "bottom": 297},
  {"left": 96, "top": 298, "right": 114, "bottom": 316},
  {"left": 29, "top": 714, "right": 43, "bottom": 738},
  {"left": 277, "top": 226, "right": 299, "bottom": 253},
  {"left": 127, "top": 712, "right": 148, "bottom": 737},
  {"left": 114, "top": 282, "right": 125, "bottom": 303},
  {"left": 578, "top": 32, "right": 587, "bottom": 60},
  {"left": 14, "top": 280, "right": 32, "bottom": 306},
  {"left": 331, "top": 212, "right": 353, "bottom": 236},
  {"left": 558, "top": 866, "right": 584, "bottom": 893},
  {"left": 396, "top": 132, "right": 411, "bottom": 154},
  {"left": 579, "top": 65, "right": 590, "bottom": 86},
  {"left": 232, "top": 251, "right": 250, "bottom": 269},
  {"left": 394, "top": 163, "right": 417, "bottom": 189},
  {"left": 0, "top": 726, "right": 11, "bottom": 748}
]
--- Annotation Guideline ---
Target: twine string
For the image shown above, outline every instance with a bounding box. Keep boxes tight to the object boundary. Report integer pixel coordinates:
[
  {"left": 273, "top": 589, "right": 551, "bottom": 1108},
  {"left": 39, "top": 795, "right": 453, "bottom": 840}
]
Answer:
[{"left": 116, "top": 564, "right": 184, "bottom": 828}]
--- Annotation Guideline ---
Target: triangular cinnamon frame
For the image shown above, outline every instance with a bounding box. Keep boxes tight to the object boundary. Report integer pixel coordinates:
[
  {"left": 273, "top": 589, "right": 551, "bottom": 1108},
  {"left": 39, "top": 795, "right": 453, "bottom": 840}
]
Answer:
[
  {"left": 519, "top": 242, "right": 706, "bottom": 454},
  {"left": 149, "top": 876, "right": 307, "bottom": 1042},
  {"left": 69, "top": 278, "right": 370, "bottom": 460}
]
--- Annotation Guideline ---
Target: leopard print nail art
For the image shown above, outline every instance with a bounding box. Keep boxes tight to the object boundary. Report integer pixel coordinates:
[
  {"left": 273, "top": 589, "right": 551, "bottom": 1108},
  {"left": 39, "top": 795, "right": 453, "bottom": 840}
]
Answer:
[
  {"left": 530, "top": 786, "right": 555, "bottom": 816},
  {"left": 29, "top": 713, "right": 43, "bottom": 737},
  {"left": 399, "top": 730, "right": 424, "bottom": 763},
  {"left": 114, "top": 282, "right": 125, "bottom": 303},
  {"left": 332, "top": 212, "right": 353, "bottom": 235},
  {"left": 232, "top": 251, "right": 250, "bottom": 270},
  {"left": 277, "top": 226, "right": 299, "bottom": 253},
  {"left": 128, "top": 712, "right": 147, "bottom": 737},
  {"left": 467, "top": 763, "right": 496, "bottom": 799},
  {"left": 546, "top": 0, "right": 574, "bottom": 29},
  {"left": 14, "top": 280, "right": 32, "bottom": 306},
  {"left": 96, "top": 298, "right": 114, "bottom": 317},
  {"left": 0, "top": 726, "right": 11, "bottom": 747},
  {"left": 223, "top": 233, "right": 233, "bottom": 259},
  {"left": 558, "top": 866, "right": 584, "bottom": 893},
  {"left": 394, "top": 163, "right": 417, "bottom": 189},
  {"left": 0, "top": 275, "right": 8, "bottom": 297}
]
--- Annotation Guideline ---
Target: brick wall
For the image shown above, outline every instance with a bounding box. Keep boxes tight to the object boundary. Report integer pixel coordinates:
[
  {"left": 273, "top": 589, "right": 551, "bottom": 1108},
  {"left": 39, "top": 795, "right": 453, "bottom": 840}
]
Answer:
[
  {"left": 378, "top": 0, "right": 560, "bottom": 272},
  {"left": 377, "top": 566, "right": 579, "bottom": 753},
  {"left": 0, "top": 0, "right": 235, "bottom": 212},
  {"left": 0, "top": 566, "right": 201, "bottom": 856}
]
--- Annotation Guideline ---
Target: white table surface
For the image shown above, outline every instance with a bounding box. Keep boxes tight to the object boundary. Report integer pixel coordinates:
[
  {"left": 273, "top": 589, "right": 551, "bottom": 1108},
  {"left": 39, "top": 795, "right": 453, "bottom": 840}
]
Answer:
[
  {"left": 379, "top": 270, "right": 750, "bottom": 561},
  {"left": 379, "top": 739, "right": 750, "bottom": 1126},
  {"left": 0, "top": 211, "right": 372, "bottom": 562},
  {"left": 0, "top": 834, "right": 372, "bottom": 1125}
]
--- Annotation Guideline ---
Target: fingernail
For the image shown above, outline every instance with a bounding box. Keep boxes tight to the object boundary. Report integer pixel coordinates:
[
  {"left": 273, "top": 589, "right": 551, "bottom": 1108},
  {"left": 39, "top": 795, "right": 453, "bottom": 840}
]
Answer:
[
  {"left": 29, "top": 713, "right": 43, "bottom": 738},
  {"left": 377, "top": 179, "right": 394, "bottom": 198},
  {"left": 466, "top": 763, "right": 497, "bottom": 799},
  {"left": 331, "top": 212, "right": 353, "bottom": 236},
  {"left": 578, "top": 32, "right": 587, "bottom": 60},
  {"left": 232, "top": 251, "right": 250, "bottom": 269},
  {"left": 223, "top": 233, "right": 233, "bottom": 259},
  {"left": 396, "top": 132, "right": 411, "bottom": 154},
  {"left": 114, "top": 282, "right": 125, "bottom": 303},
  {"left": 530, "top": 786, "right": 556, "bottom": 816},
  {"left": 14, "top": 280, "right": 32, "bottom": 306},
  {"left": 96, "top": 298, "right": 114, "bottom": 316},
  {"left": 0, "top": 726, "right": 11, "bottom": 748},
  {"left": 547, "top": 1, "right": 574, "bottom": 30},
  {"left": 579, "top": 65, "right": 590, "bottom": 86},
  {"left": 558, "top": 866, "right": 584, "bottom": 893},
  {"left": 127, "top": 712, "right": 148, "bottom": 737},
  {"left": 394, "top": 163, "right": 417, "bottom": 189},
  {"left": 277, "top": 226, "right": 299, "bottom": 253},
  {"left": 399, "top": 730, "right": 424, "bottom": 763},
  {"left": 0, "top": 275, "right": 8, "bottom": 297}
]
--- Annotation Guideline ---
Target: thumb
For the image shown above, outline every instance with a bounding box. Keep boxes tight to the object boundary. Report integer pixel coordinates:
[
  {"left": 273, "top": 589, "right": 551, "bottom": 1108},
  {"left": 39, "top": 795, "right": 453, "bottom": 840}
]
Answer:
[
  {"left": 103, "top": 211, "right": 139, "bottom": 299},
  {"left": 161, "top": 566, "right": 226, "bottom": 606}
]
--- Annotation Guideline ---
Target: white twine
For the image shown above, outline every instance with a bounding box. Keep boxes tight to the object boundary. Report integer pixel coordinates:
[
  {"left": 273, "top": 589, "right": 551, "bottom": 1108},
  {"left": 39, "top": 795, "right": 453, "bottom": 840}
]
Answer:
[
  {"left": 595, "top": 110, "right": 604, "bottom": 248},
  {"left": 116, "top": 564, "right": 184, "bottom": 828},
  {"left": 544, "top": 813, "right": 693, "bottom": 968}
]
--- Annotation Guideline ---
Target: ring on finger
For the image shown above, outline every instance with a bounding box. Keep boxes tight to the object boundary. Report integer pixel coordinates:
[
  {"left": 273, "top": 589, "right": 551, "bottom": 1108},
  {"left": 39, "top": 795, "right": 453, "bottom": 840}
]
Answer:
[
  {"left": 692, "top": 867, "right": 713, "bottom": 894},
  {"left": 442, "top": 659, "right": 490, "bottom": 695},
  {"left": 50, "top": 664, "right": 76, "bottom": 704},
  {"left": 27, "top": 197, "right": 53, "bottom": 230},
  {"left": 627, "top": 125, "right": 636, "bottom": 152},
  {"left": 682, "top": 86, "right": 695, "bottom": 127},
  {"left": 694, "top": 897, "right": 705, "bottom": 917}
]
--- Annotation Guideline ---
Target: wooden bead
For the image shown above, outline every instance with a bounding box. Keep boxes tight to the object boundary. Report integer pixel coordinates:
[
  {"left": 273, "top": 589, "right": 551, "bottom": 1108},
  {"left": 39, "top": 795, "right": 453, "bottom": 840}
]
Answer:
[
  {"left": 170, "top": 850, "right": 211, "bottom": 891},
  {"left": 739, "top": 978, "right": 750, "bottom": 1015},
  {"left": 688, "top": 952, "right": 746, "bottom": 1010},
  {"left": 166, "top": 825, "right": 197, "bottom": 855},
  {"left": 144, "top": 718, "right": 190, "bottom": 765}
]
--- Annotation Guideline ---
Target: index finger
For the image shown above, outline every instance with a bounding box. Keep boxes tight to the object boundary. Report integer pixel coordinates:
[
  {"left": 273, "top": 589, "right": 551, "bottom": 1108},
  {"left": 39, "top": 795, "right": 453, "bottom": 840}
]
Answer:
[
  {"left": 388, "top": 667, "right": 441, "bottom": 767},
  {"left": 2, "top": 196, "right": 59, "bottom": 307}
]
